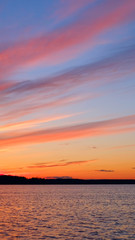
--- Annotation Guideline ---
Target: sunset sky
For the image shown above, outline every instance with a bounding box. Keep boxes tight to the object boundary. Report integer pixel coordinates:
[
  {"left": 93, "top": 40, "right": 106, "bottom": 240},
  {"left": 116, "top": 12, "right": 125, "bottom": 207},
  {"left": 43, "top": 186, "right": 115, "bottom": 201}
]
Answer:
[{"left": 0, "top": 0, "right": 135, "bottom": 179}]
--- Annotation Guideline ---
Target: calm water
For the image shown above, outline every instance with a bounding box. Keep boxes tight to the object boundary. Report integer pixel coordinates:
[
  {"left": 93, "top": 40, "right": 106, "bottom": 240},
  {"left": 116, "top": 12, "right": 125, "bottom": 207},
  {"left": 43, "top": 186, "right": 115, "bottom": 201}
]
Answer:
[{"left": 0, "top": 185, "right": 135, "bottom": 240}]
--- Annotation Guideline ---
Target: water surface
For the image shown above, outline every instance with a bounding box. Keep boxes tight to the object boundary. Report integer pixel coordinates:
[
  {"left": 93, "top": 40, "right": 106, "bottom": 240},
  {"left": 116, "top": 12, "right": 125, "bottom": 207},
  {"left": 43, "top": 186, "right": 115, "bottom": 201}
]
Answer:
[{"left": 0, "top": 185, "right": 135, "bottom": 239}]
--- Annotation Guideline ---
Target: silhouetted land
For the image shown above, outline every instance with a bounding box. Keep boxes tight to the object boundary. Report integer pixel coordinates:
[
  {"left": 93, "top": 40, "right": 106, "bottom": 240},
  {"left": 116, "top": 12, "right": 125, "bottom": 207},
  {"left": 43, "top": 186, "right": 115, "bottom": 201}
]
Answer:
[{"left": 0, "top": 175, "right": 135, "bottom": 184}]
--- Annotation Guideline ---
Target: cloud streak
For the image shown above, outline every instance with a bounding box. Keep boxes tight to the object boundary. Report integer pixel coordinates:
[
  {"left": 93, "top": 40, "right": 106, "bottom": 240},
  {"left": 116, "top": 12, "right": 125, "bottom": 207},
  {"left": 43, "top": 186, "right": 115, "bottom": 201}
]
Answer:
[
  {"left": 0, "top": 93, "right": 92, "bottom": 122},
  {"left": 0, "top": 114, "right": 134, "bottom": 148},
  {"left": 1, "top": 41, "right": 135, "bottom": 98},
  {"left": 0, "top": 113, "right": 78, "bottom": 132},
  {"left": 96, "top": 169, "right": 114, "bottom": 172},
  {"left": 0, "top": 0, "right": 135, "bottom": 79},
  {"left": 0, "top": 40, "right": 134, "bottom": 123},
  {"left": 111, "top": 144, "right": 135, "bottom": 149},
  {"left": 27, "top": 159, "right": 95, "bottom": 169}
]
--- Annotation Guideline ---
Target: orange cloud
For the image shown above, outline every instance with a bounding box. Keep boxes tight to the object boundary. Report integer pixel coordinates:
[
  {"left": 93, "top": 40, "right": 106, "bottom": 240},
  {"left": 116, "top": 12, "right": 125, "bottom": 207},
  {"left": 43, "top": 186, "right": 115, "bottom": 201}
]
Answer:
[
  {"left": 0, "top": 114, "right": 134, "bottom": 148},
  {"left": 27, "top": 159, "right": 96, "bottom": 169}
]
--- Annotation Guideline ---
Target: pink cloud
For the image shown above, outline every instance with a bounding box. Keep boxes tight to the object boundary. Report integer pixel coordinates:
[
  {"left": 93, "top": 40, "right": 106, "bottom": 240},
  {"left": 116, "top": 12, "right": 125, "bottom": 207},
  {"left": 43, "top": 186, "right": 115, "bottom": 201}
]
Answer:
[
  {"left": 0, "top": 40, "right": 134, "bottom": 123},
  {"left": 53, "top": 0, "right": 91, "bottom": 23},
  {"left": 0, "top": 93, "right": 91, "bottom": 121},
  {"left": 0, "top": 114, "right": 134, "bottom": 148},
  {"left": 0, "top": 113, "right": 78, "bottom": 132},
  {"left": 0, "top": 0, "right": 134, "bottom": 79}
]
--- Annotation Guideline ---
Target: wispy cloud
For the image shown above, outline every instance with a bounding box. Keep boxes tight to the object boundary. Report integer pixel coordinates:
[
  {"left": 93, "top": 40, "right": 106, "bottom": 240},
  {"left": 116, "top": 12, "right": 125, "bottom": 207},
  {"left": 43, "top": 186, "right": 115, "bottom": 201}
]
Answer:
[
  {"left": 0, "top": 0, "right": 135, "bottom": 180},
  {"left": 0, "top": 113, "right": 78, "bottom": 132},
  {"left": 0, "top": 0, "right": 134, "bottom": 79},
  {"left": 0, "top": 114, "right": 134, "bottom": 148},
  {"left": 89, "top": 145, "right": 97, "bottom": 149},
  {"left": 1, "top": 40, "right": 135, "bottom": 106},
  {"left": 111, "top": 144, "right": 135, "bottom": 149},
  {"left": 1, "top": 40, "right": 135, "bottom": 98},
  {"left": 0, "top": 93, "right": 92, "bottom": 122},
  {"left": 27, "top": 159, "right": 95, "bottom": 169},
  {"left": 0, "top": 40, "right": 134, "bottom": 123},
  {"left": 53, "top": 0, "right": 91, "bottom": 24},
  {"left": 96, "top": 169, "right": 114, "bottom": 172}
]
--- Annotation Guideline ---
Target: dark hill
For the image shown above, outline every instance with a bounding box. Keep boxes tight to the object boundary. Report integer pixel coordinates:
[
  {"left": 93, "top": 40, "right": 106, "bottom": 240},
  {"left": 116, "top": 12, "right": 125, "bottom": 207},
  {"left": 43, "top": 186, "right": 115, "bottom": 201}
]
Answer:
[{"left": 0, "top": 175, "right": 135, "bottom": 184}]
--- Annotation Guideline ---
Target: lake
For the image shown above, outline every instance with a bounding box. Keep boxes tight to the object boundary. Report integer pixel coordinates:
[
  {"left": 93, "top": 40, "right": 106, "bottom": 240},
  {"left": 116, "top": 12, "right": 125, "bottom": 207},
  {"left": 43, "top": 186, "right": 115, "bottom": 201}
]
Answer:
[{"left": 0, "top": 185, "right": 135, "bottom": 239}]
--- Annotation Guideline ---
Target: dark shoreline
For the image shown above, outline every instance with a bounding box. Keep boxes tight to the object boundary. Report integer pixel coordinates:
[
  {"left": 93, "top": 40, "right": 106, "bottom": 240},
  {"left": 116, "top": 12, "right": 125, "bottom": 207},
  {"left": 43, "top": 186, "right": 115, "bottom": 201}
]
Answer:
[{"left": 0, "top": 175, "right": 135, "bottom": 184}]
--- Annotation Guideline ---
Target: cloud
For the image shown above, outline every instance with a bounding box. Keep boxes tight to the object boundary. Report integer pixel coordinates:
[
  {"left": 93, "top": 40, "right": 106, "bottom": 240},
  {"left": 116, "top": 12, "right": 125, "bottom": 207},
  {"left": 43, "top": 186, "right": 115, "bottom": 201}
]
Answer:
[
  {"left": 1, "top": 39, "right": 134, "bottom": 111},
  {"left": 0, "top": 113, "right": 77, "bottom": 132},
  {"left": 53, "top": 0, "right": 91, "bottom": 24},
  {"left": 89, "top": 146, "right": 97, "bottom": 149},
  {"left": 59, "top": 159, "right": 68, "bottom": 162},
  {"left": 0, "top": 40, "right": 135, "bottom": 122},
  {"left": 27, "top": 159, "right": 95, "bottom": 169},
  {"left": 0, "top": 114, "right": 134, "bottom": 148},
  {"left": 96, "top": 169, "right": 114, "bottom": 172},
  {"left": 0, "top": 93, "right": 92, "bottom": 121},
  {"left": 0, "top": 0, "right": 135, "bottom": 79},
  {"left": 1, "top": 41, "right": 135, "bottom": 97},
  {"left": 132, "top": 167, "right": 135, "bottom": 170},
  {"left": 111, "top": 144, "right": 135, "bottom": 149}
]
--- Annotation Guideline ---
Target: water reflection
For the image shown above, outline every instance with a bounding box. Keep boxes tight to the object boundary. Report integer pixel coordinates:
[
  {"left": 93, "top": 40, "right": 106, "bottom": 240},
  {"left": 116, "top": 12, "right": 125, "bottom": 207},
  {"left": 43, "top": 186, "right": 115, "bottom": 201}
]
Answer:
[{"left": 0, "top": 185, "right": 135, "bottom": 239}]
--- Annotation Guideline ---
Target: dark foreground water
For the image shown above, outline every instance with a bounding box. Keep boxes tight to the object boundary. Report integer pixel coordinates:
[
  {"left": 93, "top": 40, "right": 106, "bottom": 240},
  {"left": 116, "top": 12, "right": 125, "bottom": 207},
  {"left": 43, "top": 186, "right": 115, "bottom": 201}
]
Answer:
[{"left": 0, "top": 185, "right": 135, "bottom": 240}]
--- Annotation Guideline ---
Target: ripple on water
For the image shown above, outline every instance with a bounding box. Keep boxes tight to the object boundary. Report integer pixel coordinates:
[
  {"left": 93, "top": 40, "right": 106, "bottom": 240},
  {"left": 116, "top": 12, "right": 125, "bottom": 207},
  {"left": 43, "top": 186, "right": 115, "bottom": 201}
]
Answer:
[{"left": 0, "top": 185, "right": 135, "bottom": 240}]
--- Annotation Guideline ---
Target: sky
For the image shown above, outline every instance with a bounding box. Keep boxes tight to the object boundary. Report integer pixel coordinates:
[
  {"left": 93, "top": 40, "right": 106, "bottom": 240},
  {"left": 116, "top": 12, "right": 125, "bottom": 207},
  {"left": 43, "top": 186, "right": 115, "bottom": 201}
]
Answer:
[{"left": 0, "top": 0, "right": 135, "bottom": 179}]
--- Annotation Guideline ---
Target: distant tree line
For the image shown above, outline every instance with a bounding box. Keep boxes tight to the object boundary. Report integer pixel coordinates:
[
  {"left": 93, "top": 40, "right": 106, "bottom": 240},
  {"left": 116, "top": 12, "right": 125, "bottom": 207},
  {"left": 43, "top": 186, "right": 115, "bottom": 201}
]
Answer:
[{"left": 0, "top": 175, "right": 135, "bottom": 184}]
